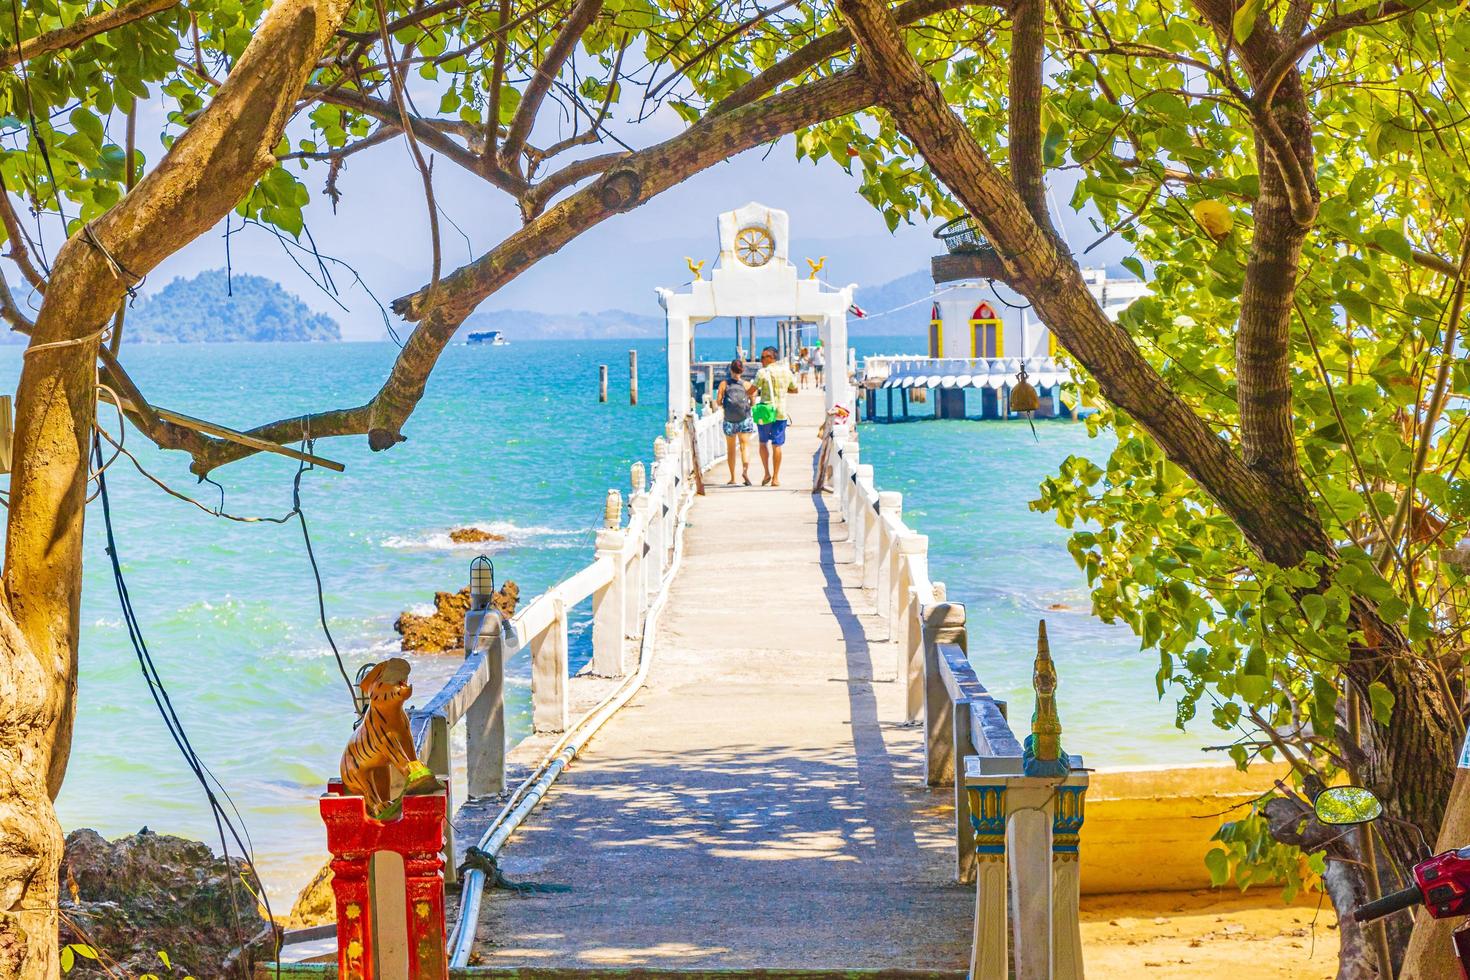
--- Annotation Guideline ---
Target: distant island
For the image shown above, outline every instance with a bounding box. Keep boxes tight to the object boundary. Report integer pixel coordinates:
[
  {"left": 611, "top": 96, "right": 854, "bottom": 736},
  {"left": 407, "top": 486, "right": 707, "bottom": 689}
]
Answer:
[{"left": 2, "top": 269, "right": 343, "bottom": 345}]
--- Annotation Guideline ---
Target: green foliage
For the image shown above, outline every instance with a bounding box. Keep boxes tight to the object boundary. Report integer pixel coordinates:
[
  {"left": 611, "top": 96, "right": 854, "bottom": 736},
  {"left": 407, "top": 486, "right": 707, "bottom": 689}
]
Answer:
[
  {"left": 1207, "top": 807, "right": 1325, "bottom": 902},
  {"left": 121, "top": 269, "right": 340, "bottom": 342}
]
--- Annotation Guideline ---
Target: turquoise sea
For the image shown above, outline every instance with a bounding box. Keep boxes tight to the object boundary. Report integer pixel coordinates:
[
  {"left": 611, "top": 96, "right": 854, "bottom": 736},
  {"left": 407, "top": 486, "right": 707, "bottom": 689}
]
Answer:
[{"left": 0, "top": 336, "right": 1206, "bottom": 905}]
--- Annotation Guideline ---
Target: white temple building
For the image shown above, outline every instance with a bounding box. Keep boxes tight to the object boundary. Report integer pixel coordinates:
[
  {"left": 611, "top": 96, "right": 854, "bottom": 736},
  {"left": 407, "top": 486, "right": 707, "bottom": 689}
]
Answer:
[{"left": 656, "top": 202, "right": 856, "bottom": 431}]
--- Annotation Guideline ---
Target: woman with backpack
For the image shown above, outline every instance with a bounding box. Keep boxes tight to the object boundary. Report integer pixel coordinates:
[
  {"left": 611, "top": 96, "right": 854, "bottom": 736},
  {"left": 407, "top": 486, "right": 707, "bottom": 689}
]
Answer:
[{"left": 716, "top": 358, "right": 756, "bottom": 486}]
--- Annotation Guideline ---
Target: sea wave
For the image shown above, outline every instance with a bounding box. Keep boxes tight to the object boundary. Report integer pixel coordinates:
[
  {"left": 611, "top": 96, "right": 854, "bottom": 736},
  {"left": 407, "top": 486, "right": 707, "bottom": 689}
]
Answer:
[{"left": 380, "top": 520, "right": 588, "bottom": 552}]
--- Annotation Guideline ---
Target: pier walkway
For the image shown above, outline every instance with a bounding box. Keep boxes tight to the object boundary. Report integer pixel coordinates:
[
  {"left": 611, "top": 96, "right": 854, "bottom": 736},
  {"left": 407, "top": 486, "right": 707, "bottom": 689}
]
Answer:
[{"left": 473, "top": 389, "right": 972, "bottom": 971}]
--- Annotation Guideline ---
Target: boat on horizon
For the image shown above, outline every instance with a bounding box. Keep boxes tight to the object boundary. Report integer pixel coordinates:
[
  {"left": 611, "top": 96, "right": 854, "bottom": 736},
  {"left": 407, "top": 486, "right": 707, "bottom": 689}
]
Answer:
[{"left": 467, "top": 330, "right": 509, "bottom": 345}]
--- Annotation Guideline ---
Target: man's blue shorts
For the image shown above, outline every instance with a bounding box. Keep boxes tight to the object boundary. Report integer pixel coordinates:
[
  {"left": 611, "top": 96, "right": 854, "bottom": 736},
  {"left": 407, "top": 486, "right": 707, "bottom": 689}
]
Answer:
[{"left": 757, "top": 419, "right": 788, "bottom": 446}]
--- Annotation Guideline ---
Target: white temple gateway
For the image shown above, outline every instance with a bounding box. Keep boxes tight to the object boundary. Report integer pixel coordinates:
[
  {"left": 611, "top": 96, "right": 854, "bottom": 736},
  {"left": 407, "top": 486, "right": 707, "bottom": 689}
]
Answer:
[{"left": 656, "top": 202, "right": 856, "bottom": 433}]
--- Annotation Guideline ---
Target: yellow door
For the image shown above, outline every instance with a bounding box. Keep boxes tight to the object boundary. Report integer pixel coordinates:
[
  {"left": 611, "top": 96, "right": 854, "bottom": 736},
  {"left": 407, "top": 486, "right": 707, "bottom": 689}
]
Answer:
[{"left": 929, "top": 319, "right": 943, "bottom": 358}]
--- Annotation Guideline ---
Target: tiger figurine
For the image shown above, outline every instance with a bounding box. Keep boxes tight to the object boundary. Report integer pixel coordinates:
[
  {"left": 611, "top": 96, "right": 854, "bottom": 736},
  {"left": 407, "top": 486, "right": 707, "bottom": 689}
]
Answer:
[{"left": 340, "top": 657, "right": 440, "bottom": 819}]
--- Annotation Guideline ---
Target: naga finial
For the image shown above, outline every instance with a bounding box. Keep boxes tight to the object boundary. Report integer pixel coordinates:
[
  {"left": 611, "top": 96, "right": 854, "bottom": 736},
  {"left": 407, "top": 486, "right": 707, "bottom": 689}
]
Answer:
[{"left": 1023, "top": 619, "right": 1069, "bottom": 777}]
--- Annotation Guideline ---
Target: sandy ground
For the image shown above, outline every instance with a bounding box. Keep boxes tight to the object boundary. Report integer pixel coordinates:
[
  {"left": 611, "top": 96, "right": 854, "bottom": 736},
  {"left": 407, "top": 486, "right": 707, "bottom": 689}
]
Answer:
[{"left": 1081, "top": 889, "right": 1339, "bottom": 979}]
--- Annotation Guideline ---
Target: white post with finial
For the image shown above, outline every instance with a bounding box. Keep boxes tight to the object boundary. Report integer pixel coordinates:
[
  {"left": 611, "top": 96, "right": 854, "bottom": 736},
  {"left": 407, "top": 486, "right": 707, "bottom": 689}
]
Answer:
[
  {"left": 875, "top": 491, "right": 902, "bottom": 616},
  {"left": 591, "top": 489, "right": 627, "bottom": 676},
  {"left": 898, "top": 533, "right": 928, "bottom": 722},
  {"left": 464, "top": 558, "right": 506, "bottom": 798},
  {"left": 624, "top": 466, "right": 646, "bottom": 637}
]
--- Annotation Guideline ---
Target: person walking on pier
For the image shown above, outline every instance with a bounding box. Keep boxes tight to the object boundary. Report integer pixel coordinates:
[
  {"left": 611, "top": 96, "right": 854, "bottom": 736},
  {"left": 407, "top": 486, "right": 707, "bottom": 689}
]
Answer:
[
  {"left": 717, "top": 359, "right": 756, "bottom": 486},
  {"left": 811, "top": 343, "right": 825, "bottom": 388},
  {"left": 754, "top": 345, "right": 795, "bottom": 487}
]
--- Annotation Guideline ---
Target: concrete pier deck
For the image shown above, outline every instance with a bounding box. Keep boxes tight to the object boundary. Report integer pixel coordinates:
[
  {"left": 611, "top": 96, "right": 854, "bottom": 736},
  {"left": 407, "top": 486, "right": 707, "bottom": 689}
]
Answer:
[{"left": 471, "top": 389, "right": 972, "bottom": 972}]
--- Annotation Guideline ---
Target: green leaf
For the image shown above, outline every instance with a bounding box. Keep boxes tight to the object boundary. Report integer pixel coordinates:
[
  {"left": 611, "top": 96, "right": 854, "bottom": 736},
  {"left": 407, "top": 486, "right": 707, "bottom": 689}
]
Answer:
[
  {"left": 1301, "top": 593, "right": 1327, "bottom": 628},
  {"left": 1368, "top": 681, "right": 1395, "bottom": 726},
  {"left": 1371, "top": 228, "right": 1414, "bottom": 263},
  {"left": 1232, "top": 0, "right": 1263, "bottom": 43},
  {"left": 1204, "top": 846, "right": 1231, "bottom": 886}
]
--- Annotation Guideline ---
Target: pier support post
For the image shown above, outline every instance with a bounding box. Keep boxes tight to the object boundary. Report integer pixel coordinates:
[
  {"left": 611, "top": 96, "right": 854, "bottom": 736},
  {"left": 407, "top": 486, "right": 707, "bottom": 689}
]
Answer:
[
  {"left": 463, "top": 611, "right": 506, "bottom": 799},
  {"left": 629, "top": 349, "right": 639, "bottom": 405},
  {"left": 531, "top": 596, "right": 570, "bottom": 732},
  {"left": 592, "top": 514, "right": 628, "bottom": 677},
  {"left": 599, "top": 364, "right": 608, "bottom": 403}
]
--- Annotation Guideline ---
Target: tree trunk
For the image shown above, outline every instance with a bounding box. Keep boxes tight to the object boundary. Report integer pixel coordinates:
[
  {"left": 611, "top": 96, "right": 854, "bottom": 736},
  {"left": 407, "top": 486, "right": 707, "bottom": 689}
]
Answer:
[
  {"left": 832, "top": 0, "right": 1459, "bottom": 953},
  {"left": 0, "top": 0, "right": 353, "bottom": 973}
]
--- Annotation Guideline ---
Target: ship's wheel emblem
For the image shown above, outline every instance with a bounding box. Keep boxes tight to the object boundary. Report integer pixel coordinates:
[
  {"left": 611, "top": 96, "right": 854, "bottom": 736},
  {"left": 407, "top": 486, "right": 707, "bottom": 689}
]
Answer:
[{"left": 734, "top": 225, "right": 775, "bottom": 267}]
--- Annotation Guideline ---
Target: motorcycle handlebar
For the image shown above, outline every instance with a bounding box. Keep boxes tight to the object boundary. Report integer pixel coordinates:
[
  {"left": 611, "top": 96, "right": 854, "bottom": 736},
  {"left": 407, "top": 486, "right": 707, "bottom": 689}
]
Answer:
[{"left": 1354, "top": 886, "right": 1423, "bottom": 923}]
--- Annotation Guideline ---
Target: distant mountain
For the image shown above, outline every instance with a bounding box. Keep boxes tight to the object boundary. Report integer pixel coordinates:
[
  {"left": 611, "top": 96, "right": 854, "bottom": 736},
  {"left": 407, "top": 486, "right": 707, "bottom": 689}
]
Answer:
[
  {"left": 120, "top": 270, "right": 340, "bottom": 343},
  {"left": 460, "top": 269, "right": 938, "bottom": 341},
  {"left": 459, "top": 308, "right": 665, "bottom": 340}
]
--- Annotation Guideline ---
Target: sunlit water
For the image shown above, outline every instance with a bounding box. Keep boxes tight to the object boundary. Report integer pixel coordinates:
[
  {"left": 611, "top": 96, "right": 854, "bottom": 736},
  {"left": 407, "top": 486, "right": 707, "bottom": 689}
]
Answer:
[{"left": 0, "top": 336, "right": 1205, "bottom": 906}]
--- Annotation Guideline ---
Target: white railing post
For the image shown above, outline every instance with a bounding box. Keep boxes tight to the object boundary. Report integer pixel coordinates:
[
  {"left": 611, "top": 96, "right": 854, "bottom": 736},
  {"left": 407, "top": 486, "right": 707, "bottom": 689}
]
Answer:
[
  {"left": 464, "top": 608, "right": 506, "bottom": 799},
  {"left": 627, "top": 464, "right": 649, "bottom": 635},
  {"left": 841, "top": 443, "right": 860, "bottom": 526},
  {"left": 875, "top": 492, "right": 901, "bottom": 617},
  {"left": 969, "top": 770, "right": 1009, "bottom": 980},
  {"left": 921, "top": 600, "right": 965, "bottom": 785},
  {"left": 1052, "top": 778, "right": 1088, "bottom": 980},
  {"left": 861, "top": 480, "right": 880, "bottom": 588},
  {"left": 531, "top": 595, "right": 570, "bottom": 732},
  {"left": 592, "top": 489, "right": 627, "bottom": 677},
  {"left": 896, "top": 533, "right": 926, "bottom": 712},
  {"left": 1008, "top": 784, "right": 1055, "bottom": 979},
  {"left": 852, "top": 465, "right": 874, "bottom": 568},
  {"left": 427, "top": 713, "right": 455, "bottom": 884}
]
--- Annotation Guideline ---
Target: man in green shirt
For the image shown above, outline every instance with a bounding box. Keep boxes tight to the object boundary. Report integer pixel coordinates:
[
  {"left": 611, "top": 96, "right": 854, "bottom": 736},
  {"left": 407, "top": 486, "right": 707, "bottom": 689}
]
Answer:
[{"left": 754, "top": 345, "right": 795, "bottom": 486}]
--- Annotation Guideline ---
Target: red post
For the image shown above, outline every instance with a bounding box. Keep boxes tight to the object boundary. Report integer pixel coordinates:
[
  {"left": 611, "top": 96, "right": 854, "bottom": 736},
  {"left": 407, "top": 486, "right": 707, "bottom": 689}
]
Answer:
[{"left": 320, "top": 780, "right": 448, "bottom": 980}]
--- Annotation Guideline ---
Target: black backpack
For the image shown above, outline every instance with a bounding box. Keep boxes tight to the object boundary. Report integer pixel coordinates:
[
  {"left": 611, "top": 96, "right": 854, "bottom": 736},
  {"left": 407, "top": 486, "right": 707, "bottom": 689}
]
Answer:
[{"left": 722, "top": 378, "right": 751, "bottom": 423}]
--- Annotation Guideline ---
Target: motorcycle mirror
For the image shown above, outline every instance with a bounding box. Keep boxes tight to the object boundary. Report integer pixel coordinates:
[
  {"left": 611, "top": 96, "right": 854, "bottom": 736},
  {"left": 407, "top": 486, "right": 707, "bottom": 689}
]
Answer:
[{"left": 1314, "top": 786, "right": 1384, "bottom": 826}]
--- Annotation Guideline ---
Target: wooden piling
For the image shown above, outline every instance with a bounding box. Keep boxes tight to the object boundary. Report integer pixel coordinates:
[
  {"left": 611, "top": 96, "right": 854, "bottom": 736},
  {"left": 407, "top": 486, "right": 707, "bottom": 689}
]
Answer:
[
  {"left": 599, "top": 364, "right": 608, "bottom": 403},
  {"left": 629, "top": 349, "right": 639, "bottom": 405}
]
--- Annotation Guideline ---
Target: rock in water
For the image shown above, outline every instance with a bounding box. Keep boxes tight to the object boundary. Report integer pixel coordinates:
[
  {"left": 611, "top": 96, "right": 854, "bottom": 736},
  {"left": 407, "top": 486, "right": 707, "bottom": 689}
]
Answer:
[
  {"left": 59, "top": 827, "right": 271, "bottom": 978},
  {"left": 448, "top": 526, "right": 506, "bottom": 544},
  {"left": 395, "top": 587, "right": 473, "bottom": 652},
  {"left": 395, "top": 582, "right": 520, "bottom": 652}
]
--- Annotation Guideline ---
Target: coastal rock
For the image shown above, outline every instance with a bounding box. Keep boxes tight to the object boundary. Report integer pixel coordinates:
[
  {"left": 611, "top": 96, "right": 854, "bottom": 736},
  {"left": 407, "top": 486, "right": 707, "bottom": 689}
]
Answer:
[
  {"left": 449, "top": 526, "right": 506, "bottom": 544},
  {"left": 59, "top": 827, "right": 271, "bottom": 978},
  {"left": 395, "top": 588, "right": 472, "bottom": 652},
  {"left": 287, "top": 863, "right": 335, "bottom": 930},
  {"left": 394, "top": 582, "right": 520, "bottom": 652}
]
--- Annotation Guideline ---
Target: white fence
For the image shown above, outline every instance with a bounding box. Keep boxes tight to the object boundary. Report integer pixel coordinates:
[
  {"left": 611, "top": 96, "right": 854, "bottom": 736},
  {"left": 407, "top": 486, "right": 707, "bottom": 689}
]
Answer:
[
  {"left": 827, "top": 433, "right": 1088, "bottom": 980},
  {"left": 408, "top": 412, "right": 727, "bottom": 879}
]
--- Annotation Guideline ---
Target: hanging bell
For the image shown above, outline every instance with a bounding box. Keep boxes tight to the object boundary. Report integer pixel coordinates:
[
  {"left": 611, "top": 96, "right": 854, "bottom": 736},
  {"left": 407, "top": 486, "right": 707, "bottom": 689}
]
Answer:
[
  {"left": 1011, "top": 366, "right": 1040, "bottom": 413},
  {"left": 1012, "top": 366, "right": 1041, "bottom": 442}
]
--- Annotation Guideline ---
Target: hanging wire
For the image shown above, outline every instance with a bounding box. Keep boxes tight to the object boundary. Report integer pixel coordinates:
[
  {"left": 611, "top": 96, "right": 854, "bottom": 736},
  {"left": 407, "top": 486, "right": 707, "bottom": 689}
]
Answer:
[{"left": 91, "top": 432, "right": 278, "bottom": 974}]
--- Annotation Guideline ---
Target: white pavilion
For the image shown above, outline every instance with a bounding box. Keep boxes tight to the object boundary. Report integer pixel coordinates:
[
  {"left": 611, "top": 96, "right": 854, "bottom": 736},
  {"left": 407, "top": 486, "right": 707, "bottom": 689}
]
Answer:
[{"left": 656, "top": 202, "right": 856, "bottom": 432}]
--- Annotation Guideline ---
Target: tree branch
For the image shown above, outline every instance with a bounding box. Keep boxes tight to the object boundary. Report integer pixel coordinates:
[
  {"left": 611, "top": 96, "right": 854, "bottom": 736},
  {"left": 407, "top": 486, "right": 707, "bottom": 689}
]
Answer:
[
  {"left": 0, "top": 0, "right": 180, "bottom": 71},
  {"left": 0, "top": 188, "right": 47, "bottom": 291},
  {"left": 1006, "top": 0, "right": 1048, "bottom": 225},
  {"left": 179, "top": 67, "right": 879, "bottom": 475},
  {"left": 713, "top": 0, "right": 1005, "bottom": 115},
  {"left": 499, "top": 0, "right": 605, "bottom": 169},
  {"left": 834, "top": 0, "right": 1330, "bottom": 565}
]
